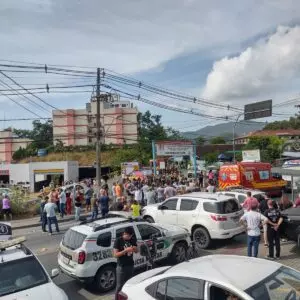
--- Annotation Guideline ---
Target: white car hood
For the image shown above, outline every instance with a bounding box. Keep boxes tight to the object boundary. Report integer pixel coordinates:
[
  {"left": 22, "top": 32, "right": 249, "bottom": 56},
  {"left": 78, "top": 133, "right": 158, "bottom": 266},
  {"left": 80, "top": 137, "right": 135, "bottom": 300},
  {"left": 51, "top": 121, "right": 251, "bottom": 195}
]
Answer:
[
  {"left": 1, "top": 282, "right": 68, "bottom": 300},
  {"left": 155, "top": 223, "right": 188, "bottom": 236}
]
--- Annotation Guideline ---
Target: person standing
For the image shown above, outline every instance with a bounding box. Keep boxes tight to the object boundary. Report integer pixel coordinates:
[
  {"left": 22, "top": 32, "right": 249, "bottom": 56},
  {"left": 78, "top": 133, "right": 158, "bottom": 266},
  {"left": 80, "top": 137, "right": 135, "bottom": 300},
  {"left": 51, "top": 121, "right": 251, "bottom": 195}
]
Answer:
[
  {"left": 99, "top": 189, "right": 110, "bottom": 217},
  {"left": 58, "top": 188, "right": 66, "bottom": 218},
  {"left": 264, "top": 200, "right": 283, "bottom": 259},
  {"left": 113, "top": 227, "right": 138, "bottom": 300},
  {"left": 206, "top": 182, "right": 216, "bottom": 193},
  {"left": 112, "top": 182, "right": 117, "bottom": 202},
  {"left": 66, "top": 192, "right": 72, "bottom": 215},
  {"left": 115, "top": 183, "right": 122, "bottom": 199},
  {"left": 199, "top": 171, "right": 204, "bottom": 188},
  {"left": 146, "top": 186, "right": 157, "bottom": 205},
  {"left": 2, "top": 193, "right": 12, "bottom": 221},
  {"left": 242, "top": 191, "right": 259, "bottom": 211},
  {"left": 259, "top": 195, "right": 270, "bottom": 247},
  {"left": 164, "top": 182, "right": 176, "bottom": 199},
  {"left": 40, "top": 197, "right": 48, "bottom": 232},
  {"left": 44, "top": 199, "right": 59, "bottom": 235},
  {"left": 134, "top": 188, "right": 143, "bottom": 205},
  {"left": 91, "top": 194, "right": 99, "bottom": 220},
  {"left": 239, "top": 203, "right": 272, "bottom": 257},
  {"left": 157, "top": 184, "right": 165, "bottom": 203},
  {"left": 74, "top": 190, "right": 82, "bottom": 221},
  {"left": 85, "top": 185, "right": 93, "bottom": 212},
  {"left": 131, "top": 200, "right": 141, "bottom": 219}
]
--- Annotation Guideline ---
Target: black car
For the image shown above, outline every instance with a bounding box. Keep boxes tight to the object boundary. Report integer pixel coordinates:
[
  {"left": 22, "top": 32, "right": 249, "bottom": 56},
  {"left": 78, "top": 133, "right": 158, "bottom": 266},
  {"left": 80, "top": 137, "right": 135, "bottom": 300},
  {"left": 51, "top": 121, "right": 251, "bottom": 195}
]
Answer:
[{"left": 281, "top": 207, "right": 300, "bottom": 243}]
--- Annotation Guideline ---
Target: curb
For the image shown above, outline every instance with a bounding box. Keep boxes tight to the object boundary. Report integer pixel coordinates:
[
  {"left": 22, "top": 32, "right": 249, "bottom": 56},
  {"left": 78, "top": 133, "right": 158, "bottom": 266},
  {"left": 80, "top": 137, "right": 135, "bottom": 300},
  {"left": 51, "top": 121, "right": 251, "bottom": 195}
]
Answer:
[{"left": 11, "top": 213, "right": 90, "bottom": 230}]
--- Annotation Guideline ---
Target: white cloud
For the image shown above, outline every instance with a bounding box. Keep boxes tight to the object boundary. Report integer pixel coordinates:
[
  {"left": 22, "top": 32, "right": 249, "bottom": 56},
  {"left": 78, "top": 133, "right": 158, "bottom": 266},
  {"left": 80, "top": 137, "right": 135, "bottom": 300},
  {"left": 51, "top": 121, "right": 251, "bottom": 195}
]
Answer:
[{"left": 202, "top": 25, "right": 300, "bottom": 102}]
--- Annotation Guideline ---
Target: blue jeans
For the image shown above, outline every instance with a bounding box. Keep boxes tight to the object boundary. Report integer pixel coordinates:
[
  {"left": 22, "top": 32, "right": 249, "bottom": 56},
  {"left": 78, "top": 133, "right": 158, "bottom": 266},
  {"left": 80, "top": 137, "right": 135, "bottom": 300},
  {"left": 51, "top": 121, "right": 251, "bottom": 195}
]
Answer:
[
  {"left": 247, "top": 235, "right": 260, "bottom": 257},
  {"left": 91, "top": 208, "right": 98, "bottom": 220},
  {"left": 47, "top": 216, "right": 59, "bottom": 234},
  {"left": 60, "top": 203, "right": 65, "bottom": 218},
  {"left": 75, "top": 206, "right": 81, "bottom": 221}
]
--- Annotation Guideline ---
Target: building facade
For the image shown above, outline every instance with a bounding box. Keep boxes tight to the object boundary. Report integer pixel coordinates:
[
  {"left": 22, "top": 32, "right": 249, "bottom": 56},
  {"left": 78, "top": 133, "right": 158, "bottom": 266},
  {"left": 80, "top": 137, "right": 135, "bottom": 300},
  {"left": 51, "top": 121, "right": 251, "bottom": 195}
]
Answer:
[
  {"left": 52, "top": 94, "right": 138, "bottom": 146},
  {"left": 235, "top": 129, "right": 300, "bottom": 145},
  {"left": 0, "top": 129, "right": 32, "bottom": 163}
]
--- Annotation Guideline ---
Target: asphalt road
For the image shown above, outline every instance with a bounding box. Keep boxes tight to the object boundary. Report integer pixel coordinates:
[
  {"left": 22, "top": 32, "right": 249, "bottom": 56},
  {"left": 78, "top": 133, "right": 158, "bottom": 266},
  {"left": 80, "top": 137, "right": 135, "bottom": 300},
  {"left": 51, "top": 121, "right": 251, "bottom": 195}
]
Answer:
[{"left": 14, "top": 222, "right": 112, "bottom": 300}]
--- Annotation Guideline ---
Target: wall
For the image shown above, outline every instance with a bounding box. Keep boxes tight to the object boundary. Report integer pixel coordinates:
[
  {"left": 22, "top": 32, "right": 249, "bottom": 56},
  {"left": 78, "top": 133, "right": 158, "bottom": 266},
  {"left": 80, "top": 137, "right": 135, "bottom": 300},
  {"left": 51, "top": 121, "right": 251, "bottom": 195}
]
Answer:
[{"left": 9, "top": 164, "right": 30, "bottom": 184}]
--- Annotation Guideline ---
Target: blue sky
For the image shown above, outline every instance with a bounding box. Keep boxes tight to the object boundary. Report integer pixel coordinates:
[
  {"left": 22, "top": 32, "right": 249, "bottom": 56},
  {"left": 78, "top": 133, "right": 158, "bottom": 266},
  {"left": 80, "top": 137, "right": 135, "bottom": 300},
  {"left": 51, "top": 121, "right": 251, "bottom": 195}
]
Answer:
[{"left": 0, "top": 0, "right": 300, "bottom": 131}]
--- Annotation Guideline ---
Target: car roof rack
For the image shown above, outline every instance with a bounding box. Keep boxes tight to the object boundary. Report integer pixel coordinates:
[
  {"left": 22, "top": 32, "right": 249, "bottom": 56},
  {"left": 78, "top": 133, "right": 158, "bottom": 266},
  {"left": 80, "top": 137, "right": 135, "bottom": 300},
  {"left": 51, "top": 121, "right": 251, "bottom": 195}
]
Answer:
[{"left": 0, "top": 236, "right": 29, "bottom": 253}]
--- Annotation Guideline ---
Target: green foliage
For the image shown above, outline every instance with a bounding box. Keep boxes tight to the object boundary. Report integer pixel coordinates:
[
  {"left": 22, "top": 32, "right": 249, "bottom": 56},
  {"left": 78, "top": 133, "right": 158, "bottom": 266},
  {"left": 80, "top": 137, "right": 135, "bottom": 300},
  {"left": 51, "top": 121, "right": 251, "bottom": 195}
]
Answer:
[
  {"left": 195, "top": 136, "right": 206, "bottom": 145},
  {"left": 243, "top": 136, "right": 284, "bottom": 163},
  {"left": 264, "top": 116, "right": 300, "bottom": 130},
  {"left": 210, "top": 136, "right": 226, "bottom": 144},
  {"left": 203, "top": 152, "right": 219, "bottom": 165}
]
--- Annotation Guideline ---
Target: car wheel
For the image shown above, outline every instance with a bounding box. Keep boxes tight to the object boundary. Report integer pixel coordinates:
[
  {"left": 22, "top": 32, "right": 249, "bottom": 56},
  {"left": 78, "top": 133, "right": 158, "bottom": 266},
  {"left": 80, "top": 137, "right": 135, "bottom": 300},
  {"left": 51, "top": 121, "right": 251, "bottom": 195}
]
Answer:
[
  {"left": 144, "top": 216, "right": 154, "bottom": 223},
  {"left": 170, "top": 242, "right": 187, "bottom": 264},
  {"left": 193, "top": 227, "right": 211, "bottom": 249},
  {"left": 95, "top": 265, "right": 116, "bottom": 293}
]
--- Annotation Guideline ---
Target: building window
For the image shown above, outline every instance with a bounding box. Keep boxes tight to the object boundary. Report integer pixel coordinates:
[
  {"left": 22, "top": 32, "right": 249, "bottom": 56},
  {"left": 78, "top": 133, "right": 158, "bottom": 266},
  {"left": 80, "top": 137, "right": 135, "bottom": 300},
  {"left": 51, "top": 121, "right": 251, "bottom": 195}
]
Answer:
[
  {"left": 121, "top": 104, "right": 127, "bottom": 107},
  {"left": 115, "top": 104, "right": 119, "bottom": 107},
  {"left": 88, "top": 137, "right": 92, "bottom": 143}
]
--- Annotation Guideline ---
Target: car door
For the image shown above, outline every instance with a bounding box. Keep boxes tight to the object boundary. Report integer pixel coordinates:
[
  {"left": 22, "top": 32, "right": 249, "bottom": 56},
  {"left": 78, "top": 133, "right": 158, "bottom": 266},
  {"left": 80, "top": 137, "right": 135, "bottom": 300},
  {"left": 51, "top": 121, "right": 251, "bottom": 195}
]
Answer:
[
  {"left": 177, "top": 198, "right": 200, "bottom": 229},
  {"left": 155, "top": 198, "right": 179, "bottom": 225},
  {"left": 114, "top": 225, "right": 145, "bottom": 268},
  {"left": 136, "top": 224, "right": 167, "bottom": 261}
]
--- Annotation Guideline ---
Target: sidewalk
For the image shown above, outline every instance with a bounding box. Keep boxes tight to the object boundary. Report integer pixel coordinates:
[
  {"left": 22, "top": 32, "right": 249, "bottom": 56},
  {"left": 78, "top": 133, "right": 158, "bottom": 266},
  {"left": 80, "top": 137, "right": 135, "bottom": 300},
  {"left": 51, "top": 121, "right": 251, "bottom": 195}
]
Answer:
[{"left": 10, "top": 212, "right": 90, "bottom": 230}]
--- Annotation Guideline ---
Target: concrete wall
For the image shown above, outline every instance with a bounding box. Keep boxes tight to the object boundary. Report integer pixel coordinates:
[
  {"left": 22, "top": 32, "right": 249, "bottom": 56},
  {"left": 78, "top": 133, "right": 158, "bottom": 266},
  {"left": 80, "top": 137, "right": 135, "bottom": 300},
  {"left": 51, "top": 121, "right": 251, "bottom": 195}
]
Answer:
[
  {"left": 9, "top": 164, "right": 30, "bottom": 184},
  {"left": 10, "top": 161, "right": 79, "bottom": 192}
]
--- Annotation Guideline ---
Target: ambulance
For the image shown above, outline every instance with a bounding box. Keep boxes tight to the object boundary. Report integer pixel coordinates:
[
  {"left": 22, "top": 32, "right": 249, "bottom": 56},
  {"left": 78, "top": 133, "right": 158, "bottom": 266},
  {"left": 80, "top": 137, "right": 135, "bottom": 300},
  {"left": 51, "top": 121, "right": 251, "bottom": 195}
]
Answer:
[{"left": 218, "top": 162, "right": 286, "bottom": 196}]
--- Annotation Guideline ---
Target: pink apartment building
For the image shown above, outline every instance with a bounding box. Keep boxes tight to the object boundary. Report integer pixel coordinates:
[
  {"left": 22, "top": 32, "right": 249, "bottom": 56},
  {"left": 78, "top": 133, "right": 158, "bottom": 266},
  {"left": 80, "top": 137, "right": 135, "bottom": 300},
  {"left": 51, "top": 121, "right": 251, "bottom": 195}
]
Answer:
[{"left": 52, "top": 95, "right": 138, "bottom": 146}]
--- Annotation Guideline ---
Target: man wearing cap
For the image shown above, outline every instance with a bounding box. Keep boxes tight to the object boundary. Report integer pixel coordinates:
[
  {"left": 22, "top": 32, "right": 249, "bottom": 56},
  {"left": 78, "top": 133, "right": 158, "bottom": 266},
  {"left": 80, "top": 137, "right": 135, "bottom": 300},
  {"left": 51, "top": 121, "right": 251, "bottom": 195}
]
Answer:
[
  {"left": 264, "top": 199, "right": 283, "bottom": 260},
  {"left": 240, "top": 202, "right": 275, "bottom": 257}
]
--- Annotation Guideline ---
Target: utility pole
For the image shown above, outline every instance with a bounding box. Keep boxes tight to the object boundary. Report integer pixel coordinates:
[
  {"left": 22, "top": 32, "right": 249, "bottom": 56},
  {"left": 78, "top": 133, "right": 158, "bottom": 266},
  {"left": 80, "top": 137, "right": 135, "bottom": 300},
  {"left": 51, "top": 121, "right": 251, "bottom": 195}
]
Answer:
[{"left": 96, "top": 68, "right": 101, "bottom": 186}]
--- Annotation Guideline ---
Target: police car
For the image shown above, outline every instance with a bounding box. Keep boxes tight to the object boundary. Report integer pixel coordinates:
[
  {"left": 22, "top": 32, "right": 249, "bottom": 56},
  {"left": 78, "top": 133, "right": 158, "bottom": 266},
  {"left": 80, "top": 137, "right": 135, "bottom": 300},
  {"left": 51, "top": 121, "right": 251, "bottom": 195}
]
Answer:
[
  {"left": 0, "top": 226, "right": 68, "bottom": 300},
  {"left": 58, "top": 217, "right": 191, "bottom": 292}
]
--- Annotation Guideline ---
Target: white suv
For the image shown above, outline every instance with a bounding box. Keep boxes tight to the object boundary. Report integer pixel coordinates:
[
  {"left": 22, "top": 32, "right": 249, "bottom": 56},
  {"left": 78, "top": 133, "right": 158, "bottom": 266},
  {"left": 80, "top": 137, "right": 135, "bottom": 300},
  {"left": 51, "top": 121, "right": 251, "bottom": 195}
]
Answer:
[
  {"left": 141, "top": 192, "right": 244, "bottom": 249},
  {"left": 217, "top": 188, "right": 266, "bottom": 206},
  {"left": 58, "top": 217, "right": 191, "bottom": 293}
]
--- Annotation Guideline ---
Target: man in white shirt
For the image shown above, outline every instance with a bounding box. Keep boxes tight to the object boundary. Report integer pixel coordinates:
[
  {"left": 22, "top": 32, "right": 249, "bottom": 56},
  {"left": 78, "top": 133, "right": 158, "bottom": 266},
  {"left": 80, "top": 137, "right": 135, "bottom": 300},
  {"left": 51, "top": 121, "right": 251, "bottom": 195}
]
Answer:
[
  {"left": 164, "top": 183, "right": 176, "bottom": 199},
  {"left": 240, "top": 203, "right": 274, "bottom": 257},
  {"left": 206, "top": 183, "right": 216, "bottom": 194},
  {"left": 134, "top": 188, "right": 143, "bottom": 204},
  {"left": 44, "top": 200, "right": 60, "bottom": 235}
]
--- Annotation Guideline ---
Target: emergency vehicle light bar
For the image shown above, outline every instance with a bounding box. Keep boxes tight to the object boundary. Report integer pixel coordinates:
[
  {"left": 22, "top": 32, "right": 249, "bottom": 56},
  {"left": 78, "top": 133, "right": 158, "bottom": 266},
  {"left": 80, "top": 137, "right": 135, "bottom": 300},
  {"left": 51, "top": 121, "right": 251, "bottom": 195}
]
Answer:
[{"left": 0, "top": 236, "right": 26, "bottom": 250}]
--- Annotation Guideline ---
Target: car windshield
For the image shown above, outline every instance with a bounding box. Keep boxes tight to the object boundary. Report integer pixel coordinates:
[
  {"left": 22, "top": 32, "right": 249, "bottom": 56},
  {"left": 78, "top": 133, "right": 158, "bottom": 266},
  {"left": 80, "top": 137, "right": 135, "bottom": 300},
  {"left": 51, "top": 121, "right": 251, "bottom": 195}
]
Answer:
[
  {"left": 0, "top": 256, "right": 49, "bottom": 296},
  {"left": 246, "top": 266, "right": 300, "bottom": 300}
]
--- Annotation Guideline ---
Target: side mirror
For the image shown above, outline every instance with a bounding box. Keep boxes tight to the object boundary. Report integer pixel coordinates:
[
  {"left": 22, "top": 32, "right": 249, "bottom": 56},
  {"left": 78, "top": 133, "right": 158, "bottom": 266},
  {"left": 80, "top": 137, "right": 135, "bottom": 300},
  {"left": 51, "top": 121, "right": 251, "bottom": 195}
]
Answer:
[
  {"left": 51, "top": 268, "right": 60, "bottom": 279},
  {"left": 139, "top": 244, "right": 148, "bottom": 257}
]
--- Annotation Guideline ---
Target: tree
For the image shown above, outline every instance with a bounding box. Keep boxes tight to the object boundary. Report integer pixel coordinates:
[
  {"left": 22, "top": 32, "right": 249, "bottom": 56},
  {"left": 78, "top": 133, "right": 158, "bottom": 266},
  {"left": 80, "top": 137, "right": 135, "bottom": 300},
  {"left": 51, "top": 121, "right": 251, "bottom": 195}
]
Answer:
[
  {"left": 243, "top": 136, "right": 284, "bottom": 163},
  {"left": 264, "top": 115, "right": 300, "bottom": 130},
  {"left": 210, "top": 136, "right": 226, "bottom": 144},
  {"left": 195, "top": 136, "right": 206, "bottom": 145},
  {"left": 13, "top": 120, "right": 53, "bottom": 155},
  {"left": 203, "top": 152, "right": 218, "bottom": 165}
]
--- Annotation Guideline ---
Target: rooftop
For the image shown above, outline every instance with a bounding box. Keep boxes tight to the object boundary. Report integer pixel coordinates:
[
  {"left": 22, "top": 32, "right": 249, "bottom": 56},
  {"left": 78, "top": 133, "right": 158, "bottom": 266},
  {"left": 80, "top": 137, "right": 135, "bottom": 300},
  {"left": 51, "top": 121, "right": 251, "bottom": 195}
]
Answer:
[{"left": 181, "top": 192, "right": 234, "bottom": 202}]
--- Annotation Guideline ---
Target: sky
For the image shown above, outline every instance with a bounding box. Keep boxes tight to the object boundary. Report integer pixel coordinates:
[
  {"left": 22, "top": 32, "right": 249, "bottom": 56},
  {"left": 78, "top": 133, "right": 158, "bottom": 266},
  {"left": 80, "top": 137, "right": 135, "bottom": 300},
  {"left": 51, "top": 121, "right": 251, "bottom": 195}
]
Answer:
[{"left": 0, "top": 0, "right": 300, "bottom": 132}]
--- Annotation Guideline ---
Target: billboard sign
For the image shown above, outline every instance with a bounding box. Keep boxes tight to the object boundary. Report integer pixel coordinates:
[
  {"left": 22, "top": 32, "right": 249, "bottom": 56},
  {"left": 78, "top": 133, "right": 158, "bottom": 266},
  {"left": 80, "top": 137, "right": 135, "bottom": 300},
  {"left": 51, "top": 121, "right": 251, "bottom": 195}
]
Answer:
[
  {"left": 242, "top": 149, "right": 261, "bottom": 162},
  {"left": 244, "top": 99, "right": 272, "bottom": 120},
  {"left": 155, "top": 141, "right": 194, "bottom": 156},
  {"left": 121, "top": 162, "right": 139, "bottom": 176}
]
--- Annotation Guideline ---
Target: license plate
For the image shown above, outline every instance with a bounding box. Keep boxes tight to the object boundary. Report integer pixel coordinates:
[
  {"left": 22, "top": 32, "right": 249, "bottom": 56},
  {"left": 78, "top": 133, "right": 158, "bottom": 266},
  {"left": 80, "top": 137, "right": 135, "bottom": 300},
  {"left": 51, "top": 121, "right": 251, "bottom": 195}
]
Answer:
[{"left": 62, "top": 255, "right": 70, "bottom": 265}]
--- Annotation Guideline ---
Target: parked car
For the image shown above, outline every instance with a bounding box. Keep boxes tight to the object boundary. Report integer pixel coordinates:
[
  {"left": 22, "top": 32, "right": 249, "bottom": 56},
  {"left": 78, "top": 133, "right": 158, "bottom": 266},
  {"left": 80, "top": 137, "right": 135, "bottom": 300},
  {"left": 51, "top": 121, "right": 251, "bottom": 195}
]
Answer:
[
  {"left": 217, "top": 188, "right": 266, "bottom": 206},
  {"left": 141, "top": 192, "right": 244, "bottom": 249},
  {"left": 281, "top": 207, "right": 300, "bottom": 243},
  {"left": 120, "top": 254, "right": 300, "bottom": 300},
  {"left": 0, "top": 237, "right": 68, "bottom": 300},
  {"left": 58, "top": 217, "right": 191, "bottom": 292}
]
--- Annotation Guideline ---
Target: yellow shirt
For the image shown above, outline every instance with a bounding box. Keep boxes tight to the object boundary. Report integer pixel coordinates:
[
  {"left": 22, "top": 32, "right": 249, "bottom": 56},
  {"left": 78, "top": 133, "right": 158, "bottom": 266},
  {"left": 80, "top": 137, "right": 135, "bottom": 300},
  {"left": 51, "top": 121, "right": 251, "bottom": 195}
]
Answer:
[{"left": 131, "top": 204, "right": 141, "bottom": 217}]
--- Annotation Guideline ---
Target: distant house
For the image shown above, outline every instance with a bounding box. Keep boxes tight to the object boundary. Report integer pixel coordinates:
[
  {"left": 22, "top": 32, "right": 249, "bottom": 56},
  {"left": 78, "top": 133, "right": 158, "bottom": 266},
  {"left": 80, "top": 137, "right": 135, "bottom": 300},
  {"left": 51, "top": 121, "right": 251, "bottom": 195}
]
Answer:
[{"left": 235, "top": 129, "right": 300, "bottom": 145}]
